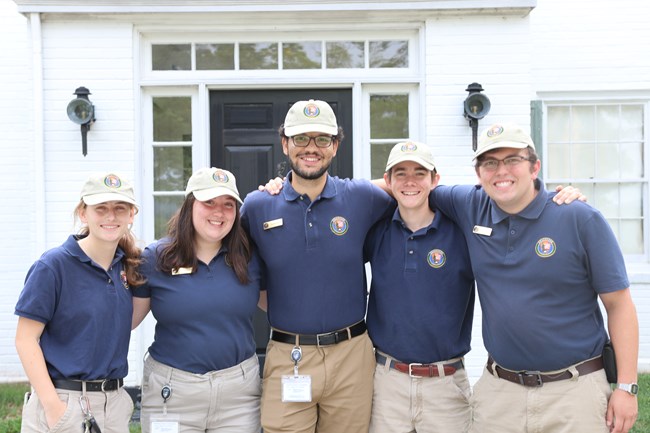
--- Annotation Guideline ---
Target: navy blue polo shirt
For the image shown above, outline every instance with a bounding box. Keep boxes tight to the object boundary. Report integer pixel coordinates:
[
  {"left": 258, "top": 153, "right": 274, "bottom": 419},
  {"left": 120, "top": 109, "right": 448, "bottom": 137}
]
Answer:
[
  {"left": 431, "top": 183, "right": 629, "bottom": 371},
  {"left": 15, "top": 235, "right": 132, "bottom": 380},
  {"left": 132, "top": 239, "right": 263, "bottom": 373},
  {"left": 241, "top": 173, "right": 394, "bottom": 334},
  {"left": 364, "top": 209, "right": 475, "bottom": 364}
]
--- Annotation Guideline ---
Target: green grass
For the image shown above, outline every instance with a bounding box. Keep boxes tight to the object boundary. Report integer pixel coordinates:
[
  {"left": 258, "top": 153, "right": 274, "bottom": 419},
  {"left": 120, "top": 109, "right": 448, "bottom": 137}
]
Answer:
[{"left": 1, "top": 376, "right": 648, "bottom": 432}]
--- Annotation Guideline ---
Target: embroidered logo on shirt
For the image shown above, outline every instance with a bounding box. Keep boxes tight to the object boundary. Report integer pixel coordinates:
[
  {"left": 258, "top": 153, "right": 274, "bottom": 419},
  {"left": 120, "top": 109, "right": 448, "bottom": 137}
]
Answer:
[
  {"left": 120, "top": 270, "right": 129, "bottom": 289},
  {"left": 535, "top": 237, "right": 556, "bottom": 258},
  {"left": 330, "top": 216, "right": 349, "bottom": 236},
  {"left": 427, "top": 249, "right": 446, "bottom": 268}
]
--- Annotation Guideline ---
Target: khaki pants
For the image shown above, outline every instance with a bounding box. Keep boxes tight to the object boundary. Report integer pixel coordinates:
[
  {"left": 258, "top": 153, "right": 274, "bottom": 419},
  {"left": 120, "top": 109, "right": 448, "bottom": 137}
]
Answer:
[
  {"left": 140, "top": 354, "right": 261, "bottom": 433},
  {"left": 21, "top": 385, "right": 133, "bottom": 433},
  {"left": 370, "top": 353, "right": 471, "bottom": 433},
  {"left": 470, "top": 366, "right": 612, "bottom": 433},
  {"left": 261, "top": 333, "right": 375, "bottom": 433}
]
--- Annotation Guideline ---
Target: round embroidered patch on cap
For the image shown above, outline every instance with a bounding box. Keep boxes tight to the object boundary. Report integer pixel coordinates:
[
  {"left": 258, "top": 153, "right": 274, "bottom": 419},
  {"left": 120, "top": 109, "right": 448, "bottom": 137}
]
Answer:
[
  {"left": 400, "top": 142, "right": 418, "bottom": 153},
  {"left": 303, "top": 103, "right": 321, "bottom": 118},
  {"left": 213, "top": 170, "right": 229, "bottom": 183},
  {"left": 486, "top": 125, "right": 504, "bottom": 137},
  {"left": 104, "top": 174, "right": 122, "bottom": 188}
]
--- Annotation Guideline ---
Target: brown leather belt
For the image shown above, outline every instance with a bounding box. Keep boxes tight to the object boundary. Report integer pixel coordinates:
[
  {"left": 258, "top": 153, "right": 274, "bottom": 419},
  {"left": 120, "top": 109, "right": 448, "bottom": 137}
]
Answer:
[
  {"left": 271, "top": 321, "right": 366, "bottom": 346},
  {"left": 376, "top": 352, "right": 464, "bottom": 377},
  {"left": 486, "top": 355, "right": 603, "bottom": 387}
]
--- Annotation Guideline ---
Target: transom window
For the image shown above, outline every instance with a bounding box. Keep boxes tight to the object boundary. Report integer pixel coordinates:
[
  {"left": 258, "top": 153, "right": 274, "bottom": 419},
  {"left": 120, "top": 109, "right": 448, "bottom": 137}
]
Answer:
[
  {"left": 545, "top": 103, "right": 647, "bottom": 257},
  {"left": 151, "top": 40, "right": 409, "bottom": 71}
]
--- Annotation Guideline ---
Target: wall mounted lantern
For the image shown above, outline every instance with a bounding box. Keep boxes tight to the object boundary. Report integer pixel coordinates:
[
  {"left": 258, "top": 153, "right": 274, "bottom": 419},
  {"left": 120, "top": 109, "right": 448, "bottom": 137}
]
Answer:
[
  {"left": 463, "top": 82, "right": 491, "bottom": 151},
  {"left": 66, "top": 86, "right": 95, "bottom": 156}
]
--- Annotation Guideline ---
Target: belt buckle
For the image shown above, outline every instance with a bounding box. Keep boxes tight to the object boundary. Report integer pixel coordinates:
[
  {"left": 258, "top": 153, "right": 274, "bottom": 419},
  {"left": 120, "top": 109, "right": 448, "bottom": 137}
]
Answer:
[
  {"left": 408, "top": 363, "right": 423, "bottom": 377},
  {"left": 316, "top": 331, "right": 334, "bottom": 346},
  {"left": 100, "top": 379, "right": 109, "bottom": 392},
  {"left": 518, "top": 371, "right": 543, "bottom": 387}
]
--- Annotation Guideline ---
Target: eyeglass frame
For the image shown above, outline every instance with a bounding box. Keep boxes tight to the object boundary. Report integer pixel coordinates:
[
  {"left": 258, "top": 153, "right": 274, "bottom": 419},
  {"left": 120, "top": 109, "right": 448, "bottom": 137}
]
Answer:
[
  {"left": 476, "top": 155, "right": 534, "bottom": 171},
  {"left": 288, "top": 134, "right": 335, "bottom": 148}
]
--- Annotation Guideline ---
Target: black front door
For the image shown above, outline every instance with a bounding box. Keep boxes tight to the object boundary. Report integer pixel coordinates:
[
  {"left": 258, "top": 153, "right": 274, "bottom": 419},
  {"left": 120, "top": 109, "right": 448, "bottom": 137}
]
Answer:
[{"left": 209, "top": 88, "right": 353, "bottom": 370}]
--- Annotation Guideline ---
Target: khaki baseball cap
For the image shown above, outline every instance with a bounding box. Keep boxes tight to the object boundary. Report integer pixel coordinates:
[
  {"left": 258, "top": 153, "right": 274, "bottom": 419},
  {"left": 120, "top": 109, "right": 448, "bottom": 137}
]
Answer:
[
  {"left": 474, "top": 123, "right": 536, "bottom": 159},
  {"left": 284, "top": 99, "right": 339, "bottom": 136},
  {"left": 185, "top": 167, "right": 242, "bottom": 204},
  {"left": 385, "top": 141, "right": 436, "bottom": 172},
  {"left": 80, "top": 172, "right": 138, "bottom": 207}
]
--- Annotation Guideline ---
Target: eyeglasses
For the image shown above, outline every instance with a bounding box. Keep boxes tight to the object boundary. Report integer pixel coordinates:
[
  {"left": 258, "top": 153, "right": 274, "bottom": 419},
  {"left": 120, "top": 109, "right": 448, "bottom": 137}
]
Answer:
[
  {"left": 290, "top": 135, "right": 334, "bottom": 148},
  {"left": 478, "top": 155, "right": 533, "bottom": 171}
]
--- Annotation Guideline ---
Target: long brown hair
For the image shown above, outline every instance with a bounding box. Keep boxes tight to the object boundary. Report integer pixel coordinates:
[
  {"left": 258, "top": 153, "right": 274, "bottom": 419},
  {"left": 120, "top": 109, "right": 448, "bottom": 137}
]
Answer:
[
  {"left": 74, "top": 200, "right": 145, "bottom": 286},
  {"left": 158, "top": 193, "right": 252, "bottom": 284}
]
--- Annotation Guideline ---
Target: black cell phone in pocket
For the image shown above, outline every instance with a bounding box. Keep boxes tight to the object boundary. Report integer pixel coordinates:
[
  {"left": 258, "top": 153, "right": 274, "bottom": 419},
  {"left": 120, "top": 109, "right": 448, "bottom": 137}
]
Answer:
[{"left": 602, "top": 339, "right": 617, "bottom": 384}]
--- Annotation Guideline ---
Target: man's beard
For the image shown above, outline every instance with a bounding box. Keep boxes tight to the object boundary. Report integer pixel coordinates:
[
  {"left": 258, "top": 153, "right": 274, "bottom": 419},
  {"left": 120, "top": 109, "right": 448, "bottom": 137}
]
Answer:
[{"left": 288, "top": 158, "right": 331, "bottom": 180}]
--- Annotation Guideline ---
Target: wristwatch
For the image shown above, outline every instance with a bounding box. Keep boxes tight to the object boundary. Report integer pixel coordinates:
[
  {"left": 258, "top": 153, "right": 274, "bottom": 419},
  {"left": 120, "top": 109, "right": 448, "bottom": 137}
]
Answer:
[{"left": 616, "top": 383, "right": 639, "bottom": 396}]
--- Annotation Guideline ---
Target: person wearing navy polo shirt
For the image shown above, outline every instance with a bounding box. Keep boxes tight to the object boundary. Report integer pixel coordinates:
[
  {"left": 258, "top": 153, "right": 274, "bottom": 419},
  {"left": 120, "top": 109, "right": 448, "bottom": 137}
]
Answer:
[
  {"left": 241, "top": 99, "right": 394, "bottom": 433},
  {"left": 365, "top": 141, "right": 474, "bottom": 433},
  {"left": 430, "top": 123, "right": 639, "bottom": 433},
  {"left": 132, "top": 167, "right": 263, "bottom": 433},
  {"left": 15, "top": 172, "right": 142, "bottom": 433}
]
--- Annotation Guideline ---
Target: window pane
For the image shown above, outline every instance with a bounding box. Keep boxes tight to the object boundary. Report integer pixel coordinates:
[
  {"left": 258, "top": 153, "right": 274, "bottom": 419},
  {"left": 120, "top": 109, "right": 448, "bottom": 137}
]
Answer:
[
  {"left": 620, "top": 220, "right": 643, "bottom": 254},
  {"left": 326, "top": 41, "right": 364, "bottom": 68},
  {"left": 621, "top": 105, "right": 643, "bottom": 141},
  {"left": 547, "top": 142, "right": 570, "bottom": 178},
  {"left": 240, "top": 43, "right": 278, "bottom": 70},
  {"left": 153, "top": 146, "right": 192, "bottom": 191},
  {"left": 196, "top": 43, "right": 234, "bottom": 70},
  {"left": 152, "top": 44, "right": 191, "bottom": 71},
  {"left": 571, "top": 142, "right": 595, "bottom": 179},
  {"left": 370, "top": 94, "right": 408, "bottom": 139},
  {"left": 283, "top": 42, "right": 321, "bottom": 69},
  {"left": 154, "top": 195, "right": 184, "bottom": 239},
  {"left": 596, "top": 183, "right": 619, "bottom": 218},
  {"left": 620, "top": 142, "right": 643, "bottom": 178},
  {"left": 620, "top": 183, "right": 642, "bottom": 218},
  {"left": 153, "top": 97, "right": 192, "bottom": 142},
  {"left": 596, "top": 105, "right": 619, "bottom": 142},
  {"left": 596, "top": 141, "right": 620, "bottom": 179},
  {"left": 571, "top": 106, "right": 595, "bottom": 141},
  {"left": 369, "top": 41, "right": 408, "bottom": 68},
  {"left": 547, "top": 106, "right": 570, "bottom": 142},
  {"left": 370, "top": 142, "right": 395, "bottom": 179}
]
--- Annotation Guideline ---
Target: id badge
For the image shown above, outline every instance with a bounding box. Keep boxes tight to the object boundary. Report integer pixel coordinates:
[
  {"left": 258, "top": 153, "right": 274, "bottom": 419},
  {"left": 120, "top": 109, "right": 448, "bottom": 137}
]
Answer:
[
  {"left": 281, "top": 375, "right": 312, "bottom": 402},
  {"left": 150, "top": 413, "right": 180, "bottom": 433}
]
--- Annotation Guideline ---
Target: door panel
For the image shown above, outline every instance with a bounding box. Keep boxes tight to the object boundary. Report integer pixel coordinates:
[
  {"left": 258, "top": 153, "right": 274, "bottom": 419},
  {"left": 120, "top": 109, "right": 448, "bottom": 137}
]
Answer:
[{"left": 209, "top": 88, "right": 353, "bottom": 372}]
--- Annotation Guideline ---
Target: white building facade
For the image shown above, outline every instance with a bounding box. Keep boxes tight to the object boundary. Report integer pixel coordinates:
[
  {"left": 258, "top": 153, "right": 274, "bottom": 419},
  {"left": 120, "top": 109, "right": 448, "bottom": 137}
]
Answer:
[{"left": 1, "top": 0, "right": 649, "bottom": 385}]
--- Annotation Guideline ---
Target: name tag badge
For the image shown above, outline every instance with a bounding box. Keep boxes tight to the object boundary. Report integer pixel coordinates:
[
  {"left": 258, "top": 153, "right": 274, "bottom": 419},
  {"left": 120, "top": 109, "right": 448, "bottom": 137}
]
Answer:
[
  {"left": 263, "top": 218, "right": 284, "bottom": 230},
  {"left": 150, "top": 414, "right": 180, "bottom": 433},
  {"left": 282, "top": 375, "right": 312, "bottom": 402},
  {"left": 171, "top": 267, "right": 193, "bottom": 276},
  {"left": 473, "top": 225, "right": 493, "bottom": 236}
]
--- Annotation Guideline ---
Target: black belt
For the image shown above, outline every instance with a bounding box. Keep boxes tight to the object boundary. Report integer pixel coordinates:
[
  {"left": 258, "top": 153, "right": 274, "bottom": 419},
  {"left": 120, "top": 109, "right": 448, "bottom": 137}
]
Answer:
[
  {"left": 376, "top": 352, "right": 464, "bottom": 377},
  {"left": 52, "top": 378, "right": 123, "bottom": 392},
  {"left": 271, "top": 321, "right": 366, "bottom": 346},
  {"left": 486, "top": 355, "right": 603, "bottom": 387}
]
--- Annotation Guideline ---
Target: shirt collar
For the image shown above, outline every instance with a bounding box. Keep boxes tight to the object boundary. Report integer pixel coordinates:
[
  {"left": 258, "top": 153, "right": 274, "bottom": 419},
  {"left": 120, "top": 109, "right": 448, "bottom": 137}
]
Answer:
[
  {"left": 490, "top": 181, "right": 548, "bottom": 223},
  {"left": 282, "top": 171, "right": 337, "bottom": 201}
]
